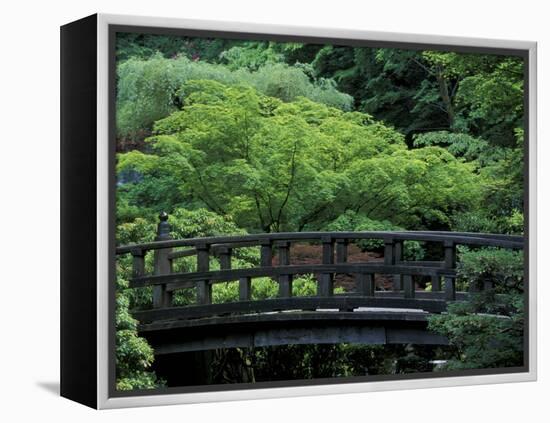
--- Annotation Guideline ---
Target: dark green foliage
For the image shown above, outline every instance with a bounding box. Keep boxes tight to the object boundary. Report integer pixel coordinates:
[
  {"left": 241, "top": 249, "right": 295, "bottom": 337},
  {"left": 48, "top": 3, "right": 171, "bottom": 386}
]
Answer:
[
  {"left": 428, "top": 294, "right": 523, "bottom": 370},
  {"left": 116, "top": 32, "right": 243, "bottom": 62},
  {"left": 113, "top": 33, "right": 526, "bottom": 387},
  {"left": 457, "top": 247, "right": 524, "bottom": 292},
  {"left": 115, "top": 277, "right": 162, "bottom": 390},
  {"left": 428, "top": 248, "right": 524, "bottom": 370}
]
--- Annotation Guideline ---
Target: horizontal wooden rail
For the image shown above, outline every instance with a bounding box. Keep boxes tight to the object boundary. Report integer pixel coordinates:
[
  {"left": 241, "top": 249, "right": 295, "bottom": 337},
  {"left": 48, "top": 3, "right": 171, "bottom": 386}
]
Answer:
[
  {"left": 132, "top": 295, "right": 448, "bottom": 323},
  {"left": 118, "top": 217, "right": 524, "bottom": 326},
  {"left": 129, "top": 263, "right": 456, "bottom": 289},
  {"left": 116, "top": 231, "right": 524, "bottom": 254}
]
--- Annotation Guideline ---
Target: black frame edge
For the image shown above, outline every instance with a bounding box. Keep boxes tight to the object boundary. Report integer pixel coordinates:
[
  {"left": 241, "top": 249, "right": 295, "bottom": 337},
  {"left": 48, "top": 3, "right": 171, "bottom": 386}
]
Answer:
[{"left": 60, "top": 13, "right": 98, "bottom": 409}]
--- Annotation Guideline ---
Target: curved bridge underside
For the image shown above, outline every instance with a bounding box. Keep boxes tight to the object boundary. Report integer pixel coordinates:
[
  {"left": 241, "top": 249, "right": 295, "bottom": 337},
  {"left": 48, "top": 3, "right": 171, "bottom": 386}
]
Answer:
[{"left": 139, "top": 309, "right": 448, "bottom": 354}]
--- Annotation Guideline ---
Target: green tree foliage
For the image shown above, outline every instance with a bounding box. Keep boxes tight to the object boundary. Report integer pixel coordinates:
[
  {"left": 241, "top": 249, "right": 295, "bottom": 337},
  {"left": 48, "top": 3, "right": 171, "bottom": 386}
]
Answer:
[
  {"left": 115, "top": 276, "right": 161, "bottom": 390},
  {"left": 116, "top": 32, "right": 243, "bottom": 62},
  {"left": 428, "top": 248, "right": 524, "bottom": 370},
  {"left": 310, "top": 46, "right": 524, "bottom": 146},
  {"left": 414, "top": 129, "right": 524, "bottom": 234},
  {"left": 114, "top": 33, "right": 526, "bottom": 386},
  {"left": 118, "top": 80, "right": 481, "bottom": 233},
  {"left": 116, "top": 55, "right": 353, "bottom": 142}
]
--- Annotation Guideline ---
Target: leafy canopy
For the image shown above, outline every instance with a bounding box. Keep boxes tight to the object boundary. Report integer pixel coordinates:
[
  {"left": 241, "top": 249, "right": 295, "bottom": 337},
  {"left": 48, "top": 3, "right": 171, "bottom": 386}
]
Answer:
[{"left": 118, "top": 80, "right": 482, "bottom": 233}]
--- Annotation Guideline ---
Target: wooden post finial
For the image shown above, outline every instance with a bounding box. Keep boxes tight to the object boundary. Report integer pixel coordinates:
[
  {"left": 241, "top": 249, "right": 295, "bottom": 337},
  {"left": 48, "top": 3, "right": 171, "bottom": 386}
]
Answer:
[{"left": 156, "top": 212, "right": 171, "bottom": 241}]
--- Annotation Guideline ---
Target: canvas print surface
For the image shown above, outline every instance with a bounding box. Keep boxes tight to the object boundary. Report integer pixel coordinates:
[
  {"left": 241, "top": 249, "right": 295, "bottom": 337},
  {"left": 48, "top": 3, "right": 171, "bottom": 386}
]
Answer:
[{"left": 113, "top": 30, "right": 527, "bottom": 393}]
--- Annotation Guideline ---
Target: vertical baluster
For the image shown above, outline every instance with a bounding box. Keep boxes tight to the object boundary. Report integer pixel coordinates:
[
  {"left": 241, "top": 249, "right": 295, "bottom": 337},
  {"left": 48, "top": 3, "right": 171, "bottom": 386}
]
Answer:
[
  {"left": 356, "top": 273, "right": 375, "bottom": 297},
  {"left": 131, "top": 248, "right": 145, "bottom": 279},
  {"left": 260, "top": 240, "right": 273, "bottom": 267},
  {"left": 403, "top": 275, "right": 415, "bottom": 298},
  {"left": 384, "top": 237, "right": 400, "bottom": 292},
  {"left": 444, "top": 240, "right": 456, "bottom": 301},
  {"left": 153, "top": 212, "right": 173, "bottom": 308},
  {"left": 277, "top": 241, "right": 292, "bottom": 297},
  {"left": 393, "top": 240, "right": 403, "bottom": 291},
  {"left": 239, "top": 277, "right": 251, "bottom": 301},
  {"left": 196, "top": 243, "right": 211, "bottom": 305},
  {"left": 218, "top": 246, "right": 232, "bottom": 270},
  {"left": 384, "top": 237, "right": 395, "bottom": 265},
  {"left": 431, "top": 274, "right": 441, "bottom": 292},
  {"left": 318, "top": 236, "right": 334, "bottom": 297},
  {"left": 335, "top": 238, "right": 348, "bottom": 263}
]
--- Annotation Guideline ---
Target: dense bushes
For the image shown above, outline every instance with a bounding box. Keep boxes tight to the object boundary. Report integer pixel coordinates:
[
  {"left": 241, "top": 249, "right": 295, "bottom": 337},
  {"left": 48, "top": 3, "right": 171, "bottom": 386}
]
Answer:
[
  {"left": 117, "top": 55, "right": 353, "bottom": 140},
  {"left": 118, "top": 80, "right": 482, "bottom": 233},
  {"left": 114, "top": 35, "right": 526, "bottom": 387}
]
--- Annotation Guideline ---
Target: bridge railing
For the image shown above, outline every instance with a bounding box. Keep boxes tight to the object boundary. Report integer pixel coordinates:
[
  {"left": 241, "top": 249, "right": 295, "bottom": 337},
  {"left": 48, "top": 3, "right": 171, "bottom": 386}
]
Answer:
[{"left": 116, "top": 213, "right": 523, "bottom": 323}]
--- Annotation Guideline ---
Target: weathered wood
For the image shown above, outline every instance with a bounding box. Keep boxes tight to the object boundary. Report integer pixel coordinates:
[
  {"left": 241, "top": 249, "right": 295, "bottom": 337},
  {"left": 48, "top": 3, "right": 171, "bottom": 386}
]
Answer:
[
  {"left": 277, "top": 241, "right": 292, "bottom": 297},
  {"left": 318, "top": 236, "right": 334, "bottom": 297},
  {"left": 239, "top": 277, "right": 251, "bottom": 301},
  {"left": 384, "top": 238, "right": 395, "bottom": 265},
  {"left": 393, "top": 240, "right": 403, "bottom": 291},
  {"left": 196, "top": 243, "right": 211, "bottom": 305},
  {"left": 117, "top": 231, "right": 524, "bottom": 254},
  {"left": 335, "top": 238, "right": 348, "bottom": 263},
  {"left": 218, "top": 246, "right": 232, "bottom": 270},
  {"left": 444, "top": 240, "right": 456, "bottom": 268},
  {"left": 153, "top": 214, "right": 173, "bottom": 308},
  {"left": 431, "top": 275, "right": 441, "bottom": 291},
  {"left": 444, "top": 276, "right": 456, "bottom": 301},
  {"left": 403, "top": 275, "right": 415, "bottom": 298},
  {"left": 133, "top": 296, "right": 448, "bottom": 323},
  {"left": 443, "top": 240, "right": 456, "bottom": 301},
  {"left": 355, "top": 273, "right": 375, "bottom": 296},
  {"left": 131, "top": 263, "right": 457, "bottom": 290},
  {"left": 167, "top": 249, "right": 196, "bottom": 260},
  {"left": 143, "top": 320, "right": 449, "bottom": 355},
  {"left": 131, "top": 249, "right": 145, "bottom": 279},
  {"left": 400, "top": 260, "right": 445, "bottom": 267},
  {"left": 260, "top": 240, "right": 273, "bottom": 267}
]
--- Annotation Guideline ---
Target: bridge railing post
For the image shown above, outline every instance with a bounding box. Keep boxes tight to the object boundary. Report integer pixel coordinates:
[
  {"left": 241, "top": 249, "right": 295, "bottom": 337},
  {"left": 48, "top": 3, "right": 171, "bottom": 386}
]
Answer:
[
  {"left": 131, "top": 248, "right": 145, "bottom": 279},
  {"left": 384, "top": 237, "right": 401, "bottom": 292},
  {"left": 217, "top": 246, "right": 232, "bottom": 270},
  {"left": 355, "top": 273, "right": 375, "bottom": 296},
  {"left": 196, "top": 242, "right": 211, "bottom": 305},
  {"left": 318, "top": 236, "right": 334, "bottom": 297},
  {"left": 260, "top": 239, "right": 273, "bottom": 267},
  {"left": 393, "top": 240, "right": 403, "bottom": 291},
  {"left": 277, "top": 241, "right": 292, "bottom": 298},
  {"left": 403, "top": 274, "right": 415, "bottom": 298},
  {"left": 443, "top": 240, "right": 456, "bottom": 300},
  {"left": 335, "top": 238, "right": 348, "bottom": 264},
  {"left": 431, "top": 274, "right": 441, "bottom": 292},
  {"left": 153, "top": 212, "right": 173, "bottom": 308}
]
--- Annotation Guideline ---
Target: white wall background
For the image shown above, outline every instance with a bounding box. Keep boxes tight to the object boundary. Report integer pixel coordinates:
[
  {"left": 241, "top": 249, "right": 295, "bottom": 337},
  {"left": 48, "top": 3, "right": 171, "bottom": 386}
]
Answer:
[{"left": 0, "top": 0, "right": 546, "bottom": 420}]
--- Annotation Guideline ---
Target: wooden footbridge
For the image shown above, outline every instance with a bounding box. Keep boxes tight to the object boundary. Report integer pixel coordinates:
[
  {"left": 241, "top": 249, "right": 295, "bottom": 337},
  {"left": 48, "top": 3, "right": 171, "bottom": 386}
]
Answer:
[{"left": 116, "top": 213, "right": 523, "bottom": 356}]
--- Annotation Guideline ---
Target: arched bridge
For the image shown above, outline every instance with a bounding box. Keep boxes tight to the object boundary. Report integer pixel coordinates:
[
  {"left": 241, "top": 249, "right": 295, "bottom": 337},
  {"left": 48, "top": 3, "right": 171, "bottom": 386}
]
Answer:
[{"left": 116, "top": 214, "right": 523, "bottom": 355}]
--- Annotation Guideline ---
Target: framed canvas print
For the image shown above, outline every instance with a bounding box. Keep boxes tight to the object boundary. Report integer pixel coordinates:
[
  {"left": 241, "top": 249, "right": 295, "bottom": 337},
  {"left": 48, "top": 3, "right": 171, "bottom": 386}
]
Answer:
[{"left": 60, "top": 13, "right": 537, "bottom": 409}]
